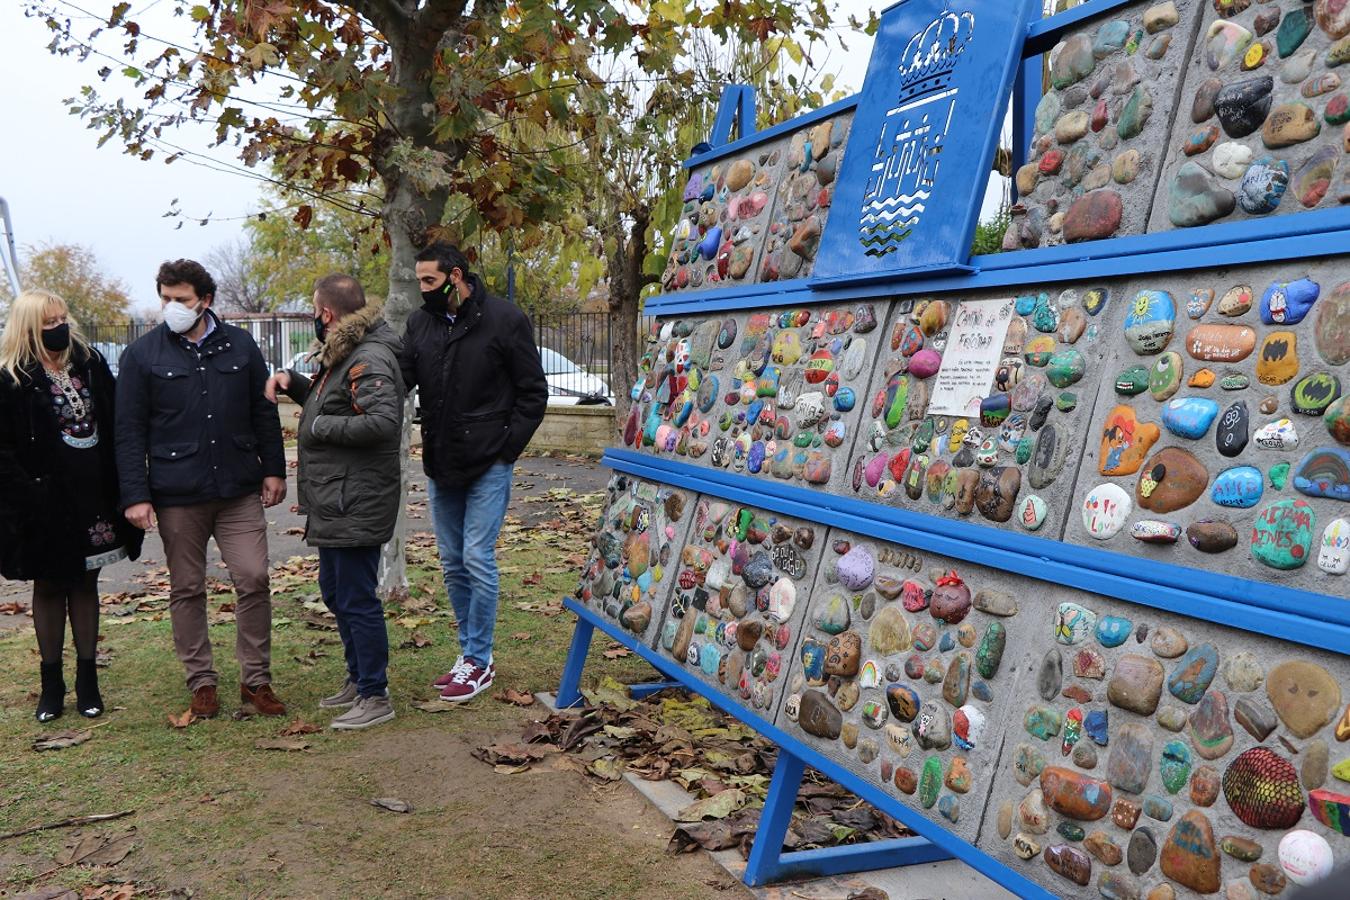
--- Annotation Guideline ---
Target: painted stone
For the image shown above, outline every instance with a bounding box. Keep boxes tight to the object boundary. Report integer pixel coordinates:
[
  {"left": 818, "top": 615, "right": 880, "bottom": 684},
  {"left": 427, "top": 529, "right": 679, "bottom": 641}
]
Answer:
[
  {"left": 1303, "top": 739, "right": 1329, "bottom": 791},
  {"left": 913, "top": 700, "right": 951, "bottom": 750},
  {"left": 1309, "top": 788, "right": 1350, "bottom": 835},
  {"left": 1074, "top": 649, "right": 1106, "bottom": 680},
  {"left": 1047, "top": 350, "right": 1086, "bottom": 387},
  {"left": 1263, "top": 102, "right": 1321, "bottom": 148},
  {"left": 1295, "top": 146, "right": 1338, "bottom": 207},
  {"left": 1143, "top": 795, "right": 1173, "bottom": 822},
  {"left": 1256, "top": 332, "right": 1299, "bottom": 387},
  {"left": 1030, "top": 424, "right": 1070, "bottom": 489},
  {"left": 1074, "top": 743, "right": 1098, "bottom": 771},
  {"left": 1186, "top": 323, "right": 1257, "bottom": 362},
  {"left": 1249, "top": 863, "right": 1287, "bottom": 895},
  {"left": 1167, "top": 644, "right": 1219, "bottom": 705},
  {"left": 1221, "top": 372, "right": 1251, "bottom": 390},
  {"left": 1235, "top": 696, "right": 1278, "bottom": 742},
  {"left": 1124, "top": 290, "right": 1176, "bottom": 355},
  {"left": 1250, "top": 498, "right": 1316, "bottom": 569},
  {"left": 1214, "top": 142, "right": 1254, "bottom": 179},
  {"left": 1160, "top": 740, "right": 1192, "bottom": 795},
  {"left": 1044, "top": 844, "right": 1092, "bottom": 886},
  {"left": 1188, "top": 518, "right": 1240, "bottom": 553},
  {"left": 1237, "top": 156, "right": 1289, "bottom": 214},
  {"left": 1218, "top": 284, "right": 1254, "bottom": 318},
  {"left": 1192, "top": 765, "right": 1221, "bottom": 807},
  {"left": 1262, "top": 278, "right": 1321, "bottom": 326},
  {"left": 1108, "top": 654, "right": 1166, "bottom": 716},
  {"left": 1042, "top": 766, "right": 1112, "bottom": 821},
  {"left": 1064, "top": 189, "right": 1124, "bottom": 242},
  {"left": 1278, "top": 830, "right": 1333, "bottom": 887},
  {"left": 1212, "top": 466, "right": 1264, "bottom": 509},
  {"left": 1293, "top": 447, "right": 1350, "bottom": 501},
  {"left": 974, "top": 590, "right": 1017, "bottom": 617},
  {"left": 1114, "top": 798, "right": 1141, "bottom": 830},
  {"left": 1136, "top": 447, "right": 1209, "bottom": 514},
  {"left": 824, "top": 631, "right": 862, "bottom": 677},
  {"left": 1314, "top": 282, "right": 1350, "bottom": 365},
  {"left": 870, "top": 606, "right": 911, "bottom": 656},
  {"left": 1149, "top": 352, "right": 1184, "bottom": 401},
  {"left": 1291, "top": 372, "right": 1341, "bottom": 415},
  {"left": 1319, "top": 517, "right": 1350, "bottom": 574},
  {"left": 1132, "top": 520, "right": 1182, "bottom": 544},
  {"left": 798, "top": 690, "right": 842, "bottom": 740},
  {"left": 1266, "top": 660, "right": 1341, "bottom": 738},
  {"left": 1085, "top": 831, "right": 1122, "bottom": 868},
  {"left": 1116, "top": 365, "right": 1150, "bottom": 395},
  {"left": 836, "top": 546, "right": 875, "bottom": 591},
  {"left": 1326, "top": 395, "right": 1350, "bottom": 444},
  {"left": 1223, "top": 747, "right": 1305, "bottom": 829},
  {"left": 1169, "top": 161, "right": 1236, "bottom": 227},
  {"left": 919, "top": 755, "right": 941, "bottom": 809},
  {"left": 1216, "top": 400, "right": 1250, "bottom": 457},
  {"left": 1207, "top": 20, "right": 1254, "bottom": 71},
  {"left": 1101, "top": 406, "right": 1161, "bottom": 475},
  {"left": 942, "top": 652, "right": 972, "bottom": 709},
  {"left": 1108, "top": 723, "right": 1154, "bottom": 794},
  {"left": 1016, "top": 743, "right": 1049, "bottom": 788},
  {"left": 1097, "top": 616, "right": 1132, "bottom": 649},
  {"left": 1158, "top": 705, "right": 1187, "bottom": 732},
  {"left": 1128, "top": 827, "right": 1158, "bottom": 877},
  {"left": 953, "top": 704, "right": 986, "bottom": 753},
  {"left": 1017, "top": 494, "right": 1048, "bottom": 531},
  {"left": 1160, "top": 810, "right": 1220, "bottom": 894},
  {"left": 1149, "top": 627, "right": 1187, "bottom": 659},
  {"left": 1082, "top": 483, "right": 1132, "bottom": 539},
  {"left": 1161, "top": 397, "right": 1220, "bottom": 439}
]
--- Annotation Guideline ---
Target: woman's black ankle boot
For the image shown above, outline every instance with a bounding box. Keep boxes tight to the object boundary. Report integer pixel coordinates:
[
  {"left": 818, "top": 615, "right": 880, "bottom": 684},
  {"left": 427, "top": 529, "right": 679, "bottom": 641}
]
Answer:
[
  {"left": 75, "top": 658, "right": 103, "bottom": 718},
  {"left": 37, "top": 661, "right": 65, "bottom": 723}
]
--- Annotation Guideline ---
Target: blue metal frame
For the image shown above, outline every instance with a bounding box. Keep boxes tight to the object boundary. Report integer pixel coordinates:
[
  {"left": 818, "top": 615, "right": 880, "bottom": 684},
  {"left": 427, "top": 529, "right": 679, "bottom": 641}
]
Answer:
[
  {"left": 558, "top": 598, "right": 1057, "bottom": 898},
  {"left": 602, "top": 449, "right": 1350, "bottom": 656},
  {"left": 681, "top": 94, "right": 860, "bottom": 171}
]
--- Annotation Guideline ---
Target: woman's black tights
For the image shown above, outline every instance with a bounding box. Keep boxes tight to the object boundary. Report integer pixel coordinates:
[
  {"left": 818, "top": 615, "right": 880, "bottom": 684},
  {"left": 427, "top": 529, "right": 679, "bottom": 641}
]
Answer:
[{"left": 32, "top": 570, "right": 100, "bottom": 663}]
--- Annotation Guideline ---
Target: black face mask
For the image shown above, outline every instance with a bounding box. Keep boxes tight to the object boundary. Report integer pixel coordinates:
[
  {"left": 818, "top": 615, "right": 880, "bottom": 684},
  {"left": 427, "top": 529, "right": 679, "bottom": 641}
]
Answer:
[
  {"left": 41, "top": 324, "right": 71, "bottom": 353},
  {"left": 314, "top": 314, "right": 327, "bottom": 343},
  {"left": 421, "top": 279, "right": 455, "bottom": 313}
]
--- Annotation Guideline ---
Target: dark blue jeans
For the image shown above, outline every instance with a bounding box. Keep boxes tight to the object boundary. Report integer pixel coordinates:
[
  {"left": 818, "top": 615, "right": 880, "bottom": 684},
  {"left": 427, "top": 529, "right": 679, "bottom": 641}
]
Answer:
[{"left": 318, "top": 546, "right": 388, "bottom": 698}]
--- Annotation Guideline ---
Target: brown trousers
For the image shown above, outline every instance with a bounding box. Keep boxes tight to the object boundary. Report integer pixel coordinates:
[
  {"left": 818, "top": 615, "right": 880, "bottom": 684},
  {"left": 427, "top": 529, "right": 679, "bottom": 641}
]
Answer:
[{"left": 157, "top": 493, "right": 272, "bottom": 692}]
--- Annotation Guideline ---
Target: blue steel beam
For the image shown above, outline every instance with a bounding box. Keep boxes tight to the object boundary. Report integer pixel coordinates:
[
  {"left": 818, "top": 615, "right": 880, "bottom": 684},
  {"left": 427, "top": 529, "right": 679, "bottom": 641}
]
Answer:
[
  {"left": 561, "top": 598, "right": 1059, "bottom": 900},
  {"left": 1024, "top": 0, "right": 1141, "bottom": 55},
  {"left": 681, "top": 95, "right": 861, "bottom": 170},
  {"left": 602, "top": 450, "right": 1350, "bottom": 657}
]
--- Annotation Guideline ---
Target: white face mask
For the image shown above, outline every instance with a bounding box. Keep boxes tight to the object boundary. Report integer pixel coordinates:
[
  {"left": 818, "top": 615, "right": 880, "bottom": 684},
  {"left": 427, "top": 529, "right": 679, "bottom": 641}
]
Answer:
[{"left": 163, "top": 301, "right": 204, "bottom": 334}]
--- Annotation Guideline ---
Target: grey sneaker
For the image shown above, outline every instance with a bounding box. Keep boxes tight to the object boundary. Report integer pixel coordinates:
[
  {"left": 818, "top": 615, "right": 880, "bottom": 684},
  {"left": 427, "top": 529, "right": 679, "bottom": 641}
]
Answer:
[
  {"left": 330, "top": 694, "right": 396, "bottom": 730},
  {"left": 319, "top": 679, "right": 359, "bottom": 709}
]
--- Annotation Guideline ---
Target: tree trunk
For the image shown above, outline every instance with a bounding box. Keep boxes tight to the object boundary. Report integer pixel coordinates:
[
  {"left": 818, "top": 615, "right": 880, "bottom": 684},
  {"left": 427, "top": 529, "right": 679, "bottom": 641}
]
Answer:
[{"left": 606, "top": 207, "right": 651, "bottom": 438}]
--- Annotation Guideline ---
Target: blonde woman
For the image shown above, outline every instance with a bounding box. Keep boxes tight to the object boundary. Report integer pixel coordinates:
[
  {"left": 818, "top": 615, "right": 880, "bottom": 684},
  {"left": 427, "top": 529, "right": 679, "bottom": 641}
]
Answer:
[{"left": 0, "top": 290, "right": 143, "bottom": 721}]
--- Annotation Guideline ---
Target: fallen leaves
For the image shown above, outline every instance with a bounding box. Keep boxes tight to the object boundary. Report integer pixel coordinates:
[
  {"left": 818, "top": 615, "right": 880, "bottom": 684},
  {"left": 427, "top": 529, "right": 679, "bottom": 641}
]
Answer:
[
  {"left": 400, "top": 630, "right": 433, "bottom": 649},
  {"left": 58, "top": 829, "right": 137, "bottom": 866},
  {"left": 279, "top": 718, "right": 322, "bottom": 736},
  {"left": 369, "top": 797, "right": 412, "bottom": 814},
  {"left": 601, "top": 644, "right": 631, "bottom": 659},
  {"left": 675, "top": 789, "right": 747, "bottom": 823},
  {"left": 254, "top": 738, "right": 310, "bottom": 752},
  {"left": 410, "top": 700, "right": 458, "bottom": 713},
  {"left": 495, "top": 688, "right": 535, "bottom": 707},
  {"left": 33, "top": 729, "right": 92, "bottom": 752},
  {"left": 0, "top": 600, "right": 27, "bottom": 614},
  {"left": 167, "top": 709, "right": 197, "bottom": 729}
]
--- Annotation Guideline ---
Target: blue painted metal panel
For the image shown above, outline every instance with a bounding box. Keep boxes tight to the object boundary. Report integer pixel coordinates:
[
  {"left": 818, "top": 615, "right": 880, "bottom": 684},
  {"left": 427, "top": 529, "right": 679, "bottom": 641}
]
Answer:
[
  {"left": 601, "top": 450, "right": 1350, "bottom": 655},
  {"left": 812, "top": 0, "right": 1037, "bottom": 283},
  {"left": 561, "top": 598, "right": 1060, "bottom": 900},
  {"left": 765, "top": 837, "right": 955, "bottom": 883},
  {"left": 681, "top": 94, "right": 860, "bottom": 171}
]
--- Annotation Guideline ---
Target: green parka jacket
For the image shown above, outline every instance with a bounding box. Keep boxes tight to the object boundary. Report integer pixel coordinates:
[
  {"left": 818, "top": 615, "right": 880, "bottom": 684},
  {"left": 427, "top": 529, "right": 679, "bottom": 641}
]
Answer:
[{"left": 284, "top": 300, "right": 405, "bottom": 548}]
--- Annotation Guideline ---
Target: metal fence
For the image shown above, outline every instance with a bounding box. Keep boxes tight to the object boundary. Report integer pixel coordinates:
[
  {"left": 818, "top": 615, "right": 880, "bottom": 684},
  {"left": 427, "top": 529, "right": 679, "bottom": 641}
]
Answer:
[{"left": 82, "top": 316, "right": 314, "bottom": 375}]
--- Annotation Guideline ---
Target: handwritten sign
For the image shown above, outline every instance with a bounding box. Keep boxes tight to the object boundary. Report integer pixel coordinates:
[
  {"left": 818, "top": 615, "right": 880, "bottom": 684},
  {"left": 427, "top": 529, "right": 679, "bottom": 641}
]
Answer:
[{"left": 927, "top": 298, "right": 1014, "bottom": 417}]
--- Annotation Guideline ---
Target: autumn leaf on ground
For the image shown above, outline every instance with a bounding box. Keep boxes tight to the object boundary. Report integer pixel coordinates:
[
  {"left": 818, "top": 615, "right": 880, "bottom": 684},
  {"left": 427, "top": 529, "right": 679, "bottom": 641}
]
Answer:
[
  {"left": 33, "top": 729, "right": 92, "bottom": 751},
  {"left": 493, "top": 763, "right": 532, "bottom": 775},
  {"left": 495, "top": 688, "right": 535, "bottom": 707},
  {"left": 254, "top": 738, "right": 310, "bottom": 752},
  {"left": 0, "top": 600, "right": 27, "bottom": 614},
  {"left": 83, "top": 884, "right": 137, "bottom": 900},
  {"left": 587, "top": 756, "right": 624, "bottom": 781},
  {"left": 59, "top": 829, "right": 137, "bottom": 866},
  {"left": 411, "top": 700, "right": 461, "bottom": 713},
  {"left": 510, "top": 631, "right": 532, "bottom": 641},
  {"left": 521, "top": 571, "right": 543, "bottom": 586},
  {"left": 167, "top": 709, "right": 197, "bottom": 729},
  {"left": 280, "top": 718, "right": 321, "bottom": 736},
  {"left": 601, "top": 644, "right": 631, "bottom": 659},
  {"left": 400, "top": 631, "right": 432, "bottom": 649},
  {"left": 675, "top": 789, "right": 747, "bottom": 823},
  {"left": 370, "top": 797, "right": 412, "bottom": 813}
]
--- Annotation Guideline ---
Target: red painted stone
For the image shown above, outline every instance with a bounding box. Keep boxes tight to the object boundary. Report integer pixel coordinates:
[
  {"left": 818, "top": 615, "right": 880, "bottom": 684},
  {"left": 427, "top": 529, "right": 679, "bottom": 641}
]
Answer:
[{"left": 1041, "top": 766, "right": 1113, "bottom": 821}]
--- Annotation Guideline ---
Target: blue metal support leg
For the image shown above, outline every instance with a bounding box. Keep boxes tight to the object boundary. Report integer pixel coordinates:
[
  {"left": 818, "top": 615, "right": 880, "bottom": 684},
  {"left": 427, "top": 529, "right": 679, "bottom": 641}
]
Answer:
[
  {"left": 555, "top": 615, "right": 594, "bottom": 709},
  {"left": 628, "top": 680, "right": 681, "bottom": 699},
  {"left": 743, "top": 748, "right": 807, "bottom": 887}
]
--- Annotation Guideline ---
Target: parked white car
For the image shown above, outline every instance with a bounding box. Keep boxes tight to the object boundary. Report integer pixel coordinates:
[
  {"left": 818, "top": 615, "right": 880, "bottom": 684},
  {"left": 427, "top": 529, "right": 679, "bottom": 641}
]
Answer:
[{"left": 540, "top": 347, "right": 612, "bottom": 406}]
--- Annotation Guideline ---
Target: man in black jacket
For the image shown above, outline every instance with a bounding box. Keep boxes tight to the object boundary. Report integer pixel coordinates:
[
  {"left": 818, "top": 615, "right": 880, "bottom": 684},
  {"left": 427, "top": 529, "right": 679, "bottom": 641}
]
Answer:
[
  {"left": 401, "top": 243, "right": 547, "bottom": 701},
  {"left": 116, "top": 259, "right": 288, "bottom": 719}
]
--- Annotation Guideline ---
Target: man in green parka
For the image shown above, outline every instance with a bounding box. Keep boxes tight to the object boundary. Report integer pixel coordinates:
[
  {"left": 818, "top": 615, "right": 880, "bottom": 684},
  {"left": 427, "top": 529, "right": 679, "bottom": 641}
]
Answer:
[{"left": 266, "top": 274, "right": 404, "bottom": 730}]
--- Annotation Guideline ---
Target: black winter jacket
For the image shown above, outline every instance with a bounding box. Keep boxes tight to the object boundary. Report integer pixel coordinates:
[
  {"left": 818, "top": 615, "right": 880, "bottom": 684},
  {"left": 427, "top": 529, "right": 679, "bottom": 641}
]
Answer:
[
  {"left": 284, "top": 302, "right": 405, "bottom": 548},
  {"left": 399, "top": 275, "right": 548, "bottom": 486},
  {"left": 0, "top": 346, "right": 144, "bottom": 581},
  {"left": 115, "top": 312, "right": 286, "bottom": 508}
]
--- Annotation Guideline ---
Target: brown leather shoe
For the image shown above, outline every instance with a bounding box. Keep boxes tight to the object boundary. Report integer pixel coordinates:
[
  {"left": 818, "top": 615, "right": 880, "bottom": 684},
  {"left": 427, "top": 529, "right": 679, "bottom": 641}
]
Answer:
[
  {"left": 241, "top": 683, "right": 286, "bottom": 717},
  {"left": 190, "top": 684, "right": 220, "bottom": 719}
]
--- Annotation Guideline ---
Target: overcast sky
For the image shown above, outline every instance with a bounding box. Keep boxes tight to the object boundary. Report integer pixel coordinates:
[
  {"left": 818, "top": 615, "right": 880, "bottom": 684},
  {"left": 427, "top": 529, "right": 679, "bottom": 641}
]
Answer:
[{"left": 0, "top": 5, "right": 1002, "bottom": 316}]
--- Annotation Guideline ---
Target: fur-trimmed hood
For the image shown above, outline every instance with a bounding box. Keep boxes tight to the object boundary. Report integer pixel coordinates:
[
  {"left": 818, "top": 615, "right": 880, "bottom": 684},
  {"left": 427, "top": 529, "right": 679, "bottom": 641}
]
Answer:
[{"left": 315, "top": 299, "right": 399, "bottom": 369}]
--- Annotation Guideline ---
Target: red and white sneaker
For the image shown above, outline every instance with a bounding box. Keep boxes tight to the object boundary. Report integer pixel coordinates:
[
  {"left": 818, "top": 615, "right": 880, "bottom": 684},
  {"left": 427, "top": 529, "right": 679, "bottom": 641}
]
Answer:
[
  {"left": 438, "top": 660, "right": 494, "bottom": 702},
  {"left": 432, "top": 656, "right": 468, "bottom": 689}
]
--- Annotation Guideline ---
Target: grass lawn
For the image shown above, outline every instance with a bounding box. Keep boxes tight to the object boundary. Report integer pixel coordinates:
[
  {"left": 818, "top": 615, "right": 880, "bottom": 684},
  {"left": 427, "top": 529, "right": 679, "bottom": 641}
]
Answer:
[{"left": 0, "top": 496, "right": 743, "bottom": 899}]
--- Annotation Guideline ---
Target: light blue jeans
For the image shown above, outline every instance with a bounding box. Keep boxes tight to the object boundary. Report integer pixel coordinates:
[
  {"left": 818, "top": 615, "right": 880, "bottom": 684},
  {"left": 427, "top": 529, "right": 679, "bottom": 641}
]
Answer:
[{"left": 427, "top": 461, "right": 514, "bottom": 668}]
